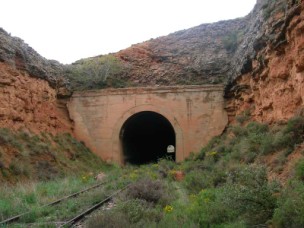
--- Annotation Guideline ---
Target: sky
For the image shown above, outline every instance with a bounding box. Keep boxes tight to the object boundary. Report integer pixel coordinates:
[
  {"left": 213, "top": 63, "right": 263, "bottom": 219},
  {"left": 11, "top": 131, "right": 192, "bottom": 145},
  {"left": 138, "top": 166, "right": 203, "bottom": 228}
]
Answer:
[{"left": 0, "top": 0, "right": 256, "bottom": 64}]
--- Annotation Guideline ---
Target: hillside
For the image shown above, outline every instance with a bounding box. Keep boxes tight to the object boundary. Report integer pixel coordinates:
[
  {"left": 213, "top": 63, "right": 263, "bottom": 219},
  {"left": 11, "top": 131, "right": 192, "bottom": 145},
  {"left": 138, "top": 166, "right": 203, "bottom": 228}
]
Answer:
[
  {"left": 0, "top": 0, "right": 304, "bottom": 227},
  {"left": 0, "top": 0, "right": 302, "bottom": 187},
  {"left": 0, "top": 28, "right": 103, "bottom": 182}
]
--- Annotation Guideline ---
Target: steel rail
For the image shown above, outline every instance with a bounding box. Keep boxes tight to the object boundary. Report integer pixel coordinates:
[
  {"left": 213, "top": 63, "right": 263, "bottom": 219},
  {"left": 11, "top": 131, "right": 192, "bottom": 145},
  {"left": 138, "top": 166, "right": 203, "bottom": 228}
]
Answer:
[
  {"left": 60, "top": 184, "right": 130, "bottom": 228},
  {"left": 0, "top": 180, "right": 109, "bottom": 225}
]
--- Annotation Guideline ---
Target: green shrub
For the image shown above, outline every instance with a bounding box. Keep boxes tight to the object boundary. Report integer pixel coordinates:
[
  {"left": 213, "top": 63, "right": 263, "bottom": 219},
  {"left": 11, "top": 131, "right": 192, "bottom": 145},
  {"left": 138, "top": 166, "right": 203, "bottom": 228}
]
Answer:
[
  {"left": 183, "top": 169, "right": 210, "bottom": 194},
  {"left": 87, "top": 211, "right": 130, "bottom": 228},
  {"left": 157, "top": 158, "right": 176, "bottom": 178},
  {"left": 0, "top": 128, "right": 12, "bottom": 145},
  {"left": 236, "top": 110, "right": 250, "bottom": 124},
  {"left": 273, "top": 181, "right": 304, "bottom": 227},
  {"left": 197, "top": 136, "right": 223, "bottom": 160},
  {"left": 295, "top": 159, "right": 304, "bottom": 180},
  {"left": 187, "top": 188, "right": 235, "bottom": 227},
  {"left": 271, "top": 116, "right": 304, "bottom": 152},
  {"left": 9, "top": 159, "right": 30, "bottom": 176},
  {"left": 66, "top": 55, "right": 126, "bottom": 91},
  {"left": 183, "top": 165, "right": 226, "bottom": 194},
  {"left": 35, "top": 161, "right": 58, "bottom": 181},
  {"left": 246, "top": 121, "right": 269, "bottom": 134},
  {"left": 86, "top": 199, "right": 163, "bottom": 227},
  {"left": 223, "top": 165, "right": 279, "bottom": 226},
  {"left": 0, "top": 128, "right": 23, "bottom": 150},
  {"left": 231, "top": 124, "right": 248, "bottom": 137},
  {"left": 283, "top": 116, "right": 304, "bottom": 147},
  {"left": 125, "top": 179, "right": 170, "bottom": 205}
]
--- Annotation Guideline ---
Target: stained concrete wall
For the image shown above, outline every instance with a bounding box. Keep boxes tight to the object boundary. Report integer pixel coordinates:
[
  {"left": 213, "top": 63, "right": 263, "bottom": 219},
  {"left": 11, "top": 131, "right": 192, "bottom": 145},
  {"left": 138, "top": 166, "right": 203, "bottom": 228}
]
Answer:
[{"left": 67, "top": 85, "right": 228, "bottom": 164}]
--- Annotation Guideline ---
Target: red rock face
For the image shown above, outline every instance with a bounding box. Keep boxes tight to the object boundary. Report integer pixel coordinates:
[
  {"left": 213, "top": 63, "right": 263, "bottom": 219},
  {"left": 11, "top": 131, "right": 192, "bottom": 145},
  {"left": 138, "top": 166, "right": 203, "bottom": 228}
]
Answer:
[
  {"left": 0, "top": 62, "right": 72, "bottom": 134},
  {"left": 227, "top": 2, "right": 304, "bottom": 123}
]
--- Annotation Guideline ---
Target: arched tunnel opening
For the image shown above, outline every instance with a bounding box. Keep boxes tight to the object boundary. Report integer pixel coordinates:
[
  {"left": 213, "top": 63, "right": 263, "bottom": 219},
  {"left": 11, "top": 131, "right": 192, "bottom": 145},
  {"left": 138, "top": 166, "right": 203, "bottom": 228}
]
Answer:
[{"left": 120, "top": 111, "right": 176, "bottom": 165}]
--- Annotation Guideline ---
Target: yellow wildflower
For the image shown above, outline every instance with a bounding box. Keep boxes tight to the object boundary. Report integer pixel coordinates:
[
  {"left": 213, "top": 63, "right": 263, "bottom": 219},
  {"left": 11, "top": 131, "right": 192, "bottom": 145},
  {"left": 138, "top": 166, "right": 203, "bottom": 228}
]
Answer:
[
  {"left": 206, "top": 151, "right": 217, "bottom": 156},
  {"left": 164, "top": 205, "right": 173, "bottom": 213}
]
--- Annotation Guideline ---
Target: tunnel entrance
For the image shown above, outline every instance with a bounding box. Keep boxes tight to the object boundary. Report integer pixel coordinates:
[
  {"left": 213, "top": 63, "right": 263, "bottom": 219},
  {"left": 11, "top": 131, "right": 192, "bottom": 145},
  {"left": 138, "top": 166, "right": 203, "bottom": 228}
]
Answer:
[{"left": 120, "top": 111, "right": 176, "bottom": 165}]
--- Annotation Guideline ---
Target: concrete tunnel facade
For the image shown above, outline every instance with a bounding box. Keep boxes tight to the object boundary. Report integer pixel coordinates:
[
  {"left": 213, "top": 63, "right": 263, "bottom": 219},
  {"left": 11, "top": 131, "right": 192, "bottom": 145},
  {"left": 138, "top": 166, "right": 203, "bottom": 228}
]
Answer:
[{"left": 67, "top": 85, "right": 228, "bottom": 165}]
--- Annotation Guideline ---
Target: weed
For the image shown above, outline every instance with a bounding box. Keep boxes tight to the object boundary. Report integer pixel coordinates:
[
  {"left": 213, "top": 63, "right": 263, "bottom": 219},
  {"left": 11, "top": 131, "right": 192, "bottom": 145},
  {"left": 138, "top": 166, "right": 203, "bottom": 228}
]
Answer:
[
  {"left": 66, "top": 55, "right": 126, "bottom": 91},
  {"left": 223, "top": 165, "right": 279, "bottom": 226},
  {"left": 295, "top": 159, "right": 304, "bottom": 181},
  {"left": 273, "top": 180, "right": 304, "bottom": 227},
  {"left": 35, "top": 161, "right": 58, "bottom": 181},
  {"left": 236, "top": 110, "right": 251, "bottom": 124},
  {"left": 86, "top": 211, "right": 130, "bottom": 228},
  {"left": 125, "top": 178, "right": 170, "bottom": 205},
  {"left": 283, "top": 116, "right": 304, "bottom": 147}
]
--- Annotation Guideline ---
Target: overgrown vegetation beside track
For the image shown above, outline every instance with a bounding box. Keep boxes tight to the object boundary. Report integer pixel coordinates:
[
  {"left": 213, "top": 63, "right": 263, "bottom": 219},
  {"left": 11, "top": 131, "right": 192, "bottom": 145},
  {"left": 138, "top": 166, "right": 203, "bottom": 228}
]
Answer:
[
  {"left": 1, "top": 114, "right": 304, "bottom": 227},
  {"left": 86, "top": 114, "right": 304, "bottom": 227},
  {"left": 0, "top": 129, "right": 106, "bottom": 183}
]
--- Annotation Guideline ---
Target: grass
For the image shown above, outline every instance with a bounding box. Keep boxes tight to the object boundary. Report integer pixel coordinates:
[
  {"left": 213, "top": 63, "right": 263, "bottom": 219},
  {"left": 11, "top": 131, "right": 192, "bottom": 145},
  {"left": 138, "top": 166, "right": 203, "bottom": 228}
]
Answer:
[
  {"left": 65, "top": 54, "right": 132, "bottom": 91},
  {"left": 1, "top": 115, "right": 304, "bottom": 227},
  {"left": 0, "top": 167, "right": 124, "bottom": 224},
  {"left": 0, "top": 129, "right": 108, "bottom": 182}
]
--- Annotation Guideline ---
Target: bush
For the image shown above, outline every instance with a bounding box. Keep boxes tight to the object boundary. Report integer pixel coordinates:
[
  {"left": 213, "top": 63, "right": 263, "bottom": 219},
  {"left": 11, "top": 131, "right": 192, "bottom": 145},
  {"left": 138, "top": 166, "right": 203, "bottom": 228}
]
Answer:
[
  {"left": 223, "top": 165, "right": 279, "bottom": 226},
  {"left": 157, "top": 158, "right": 176, "bottom": 178},
  {"left": 125, "top": 179, "right": 170, "bottom": 205},
  {"left": 283, "top": 116, "right": 304, "bottom": 147},
  {"left": 273, "top": 181, "right": 304, "bottom": 227},
  {"left": 187, "top": 188, "right": 234, "bottom": 226},
  {"left": 231, "top": 125, "right": 248, "bottom": 137},
  {"left": 66, "top": 55, "right": 126, "bottom": 91},
  {"left": 236, "top": 110, "right": 250, "bottom": 124},
  {"left": 295, "top": 159, "right": 304, "bottom": 181},
  {"left": 86, "top": 199, "right": 163, "bottom": 227},
  {"left": 86, "top": 211, "right": 130, "bottom": 228},
  {"left": 246, "top": 122, "right": 269, "bottom": 134},
  {"left": 183, "top": 167, "right": 226, "bottom": 194}
]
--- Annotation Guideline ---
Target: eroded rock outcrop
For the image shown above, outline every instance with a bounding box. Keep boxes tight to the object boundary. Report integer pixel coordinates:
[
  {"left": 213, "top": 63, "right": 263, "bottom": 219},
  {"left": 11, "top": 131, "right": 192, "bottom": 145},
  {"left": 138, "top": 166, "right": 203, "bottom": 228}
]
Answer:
[
  {"left": 114, "top": 19, "right": 246, "bottom": 86},
  {"left": 0, "top": 29, "right": 72, "bottom": 134},
  {"left": 0, "top": 28, "right": 70, "bottom": 97},
  {"left": 0, "top": 62, "right": 72, "bottom": 134},
  {"left": 226, "top": 0, "right": 304, "bottom": 123}
]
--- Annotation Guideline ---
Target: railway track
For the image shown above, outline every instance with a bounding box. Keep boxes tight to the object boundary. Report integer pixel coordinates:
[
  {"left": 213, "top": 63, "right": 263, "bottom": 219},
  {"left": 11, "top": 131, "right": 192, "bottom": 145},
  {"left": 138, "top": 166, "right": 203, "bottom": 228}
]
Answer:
[
  {"left": 0, "top": 180, "right": 130, "bottom": 227},
  {"left": 60, "top": 185, "right": 130, "bottom": 228}
]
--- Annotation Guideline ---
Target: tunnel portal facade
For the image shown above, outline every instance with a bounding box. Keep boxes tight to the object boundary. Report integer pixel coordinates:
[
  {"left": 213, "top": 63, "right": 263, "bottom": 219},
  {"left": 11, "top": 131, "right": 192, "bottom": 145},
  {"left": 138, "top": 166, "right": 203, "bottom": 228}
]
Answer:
[{"left": 68, "top": 85, "right": 228, "bottom": 165}]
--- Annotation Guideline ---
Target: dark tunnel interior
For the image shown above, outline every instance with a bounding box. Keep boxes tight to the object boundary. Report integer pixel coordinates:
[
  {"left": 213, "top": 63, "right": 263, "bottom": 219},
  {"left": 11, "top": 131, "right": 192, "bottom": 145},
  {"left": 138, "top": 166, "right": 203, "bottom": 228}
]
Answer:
[{"left": 120, "top": 111, "right": 176, "bottom": 165}]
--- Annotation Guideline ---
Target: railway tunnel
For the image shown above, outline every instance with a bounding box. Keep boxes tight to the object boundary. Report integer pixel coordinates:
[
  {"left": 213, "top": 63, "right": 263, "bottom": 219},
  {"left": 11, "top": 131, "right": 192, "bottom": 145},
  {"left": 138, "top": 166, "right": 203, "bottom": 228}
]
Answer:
[
  {"left": 120, "top": 111, "right": 175, "bottom": 164},
  {"left": 67, "top": 85, "right": 228, "bottom": 164}
]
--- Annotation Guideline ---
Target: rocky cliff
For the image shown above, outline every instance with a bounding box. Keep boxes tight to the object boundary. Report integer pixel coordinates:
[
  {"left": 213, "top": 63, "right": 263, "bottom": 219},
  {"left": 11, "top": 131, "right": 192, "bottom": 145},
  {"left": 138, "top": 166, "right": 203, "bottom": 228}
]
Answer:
[
  {"left": 0, "top": 29, "right": 72, "bottom": 134},
  {"left": 68, "top": 2, "right": 269, "bottom": 89},
  {"left": 111, "top": 0, "right": 279, "bottom": 88},
  {"left": 1, "top": 0, "right": 303, "bottom": 133},
  {"left": 114, "top": 18, "right": 246, "bottom": 86},
  {"left": 109, "top": 0, "right": 303, "bottom": 124},
  {"left": 226, "top": 0, "right": 304, "bottom": 123}
]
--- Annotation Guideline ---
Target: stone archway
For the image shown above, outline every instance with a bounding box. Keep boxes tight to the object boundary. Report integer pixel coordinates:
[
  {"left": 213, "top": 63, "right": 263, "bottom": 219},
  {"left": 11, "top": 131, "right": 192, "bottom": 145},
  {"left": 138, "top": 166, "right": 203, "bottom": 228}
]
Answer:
[
  {"left": 68, "top": 85, "right": 228, "bottom": 165},
  {"left": 111, "top": 104, "right": 184, "bottom": 164}
]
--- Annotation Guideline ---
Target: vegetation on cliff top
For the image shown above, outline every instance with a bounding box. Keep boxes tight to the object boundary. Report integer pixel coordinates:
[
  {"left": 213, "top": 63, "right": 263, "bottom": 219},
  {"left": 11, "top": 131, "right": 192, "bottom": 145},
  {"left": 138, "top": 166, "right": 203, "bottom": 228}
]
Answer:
[{"left": 65, "top": 55, "right": 132, "bottom": 91}]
